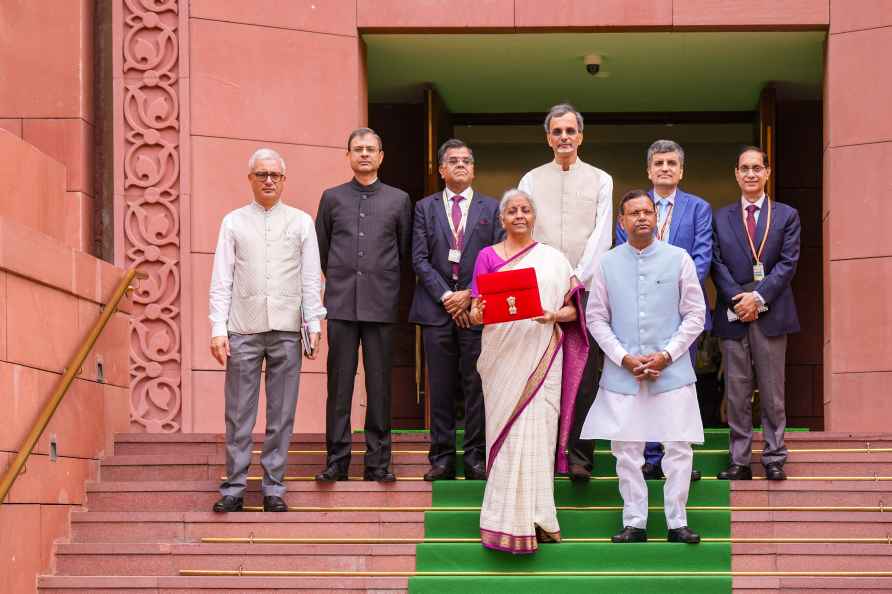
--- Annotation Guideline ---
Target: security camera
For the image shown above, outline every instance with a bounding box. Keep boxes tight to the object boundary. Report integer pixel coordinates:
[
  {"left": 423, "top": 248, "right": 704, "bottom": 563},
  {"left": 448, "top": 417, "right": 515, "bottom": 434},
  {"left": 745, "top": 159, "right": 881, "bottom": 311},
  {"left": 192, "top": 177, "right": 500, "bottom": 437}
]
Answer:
[{"left": 584, "top": 54, "right": 602, "bottom": 76}]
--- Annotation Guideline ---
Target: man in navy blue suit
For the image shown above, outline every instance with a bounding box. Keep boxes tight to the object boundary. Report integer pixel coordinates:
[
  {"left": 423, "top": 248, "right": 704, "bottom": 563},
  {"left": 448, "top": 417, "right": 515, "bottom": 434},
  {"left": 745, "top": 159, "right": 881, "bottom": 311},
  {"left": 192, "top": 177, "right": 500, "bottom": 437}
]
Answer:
[
  {"left": 615, "top": 140, "right": 712, "bottom": 482},
  {"left": 712, "top": 146, "right": 800, "bottom": 481},
  {"left": 409, "top": 139, "right": 503, "bottom": 481}
]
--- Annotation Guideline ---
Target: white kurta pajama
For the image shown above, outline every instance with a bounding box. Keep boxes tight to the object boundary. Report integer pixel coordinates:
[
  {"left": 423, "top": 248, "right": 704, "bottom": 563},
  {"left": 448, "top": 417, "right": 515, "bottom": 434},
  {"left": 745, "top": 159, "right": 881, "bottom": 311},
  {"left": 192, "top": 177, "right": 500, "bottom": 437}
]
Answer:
[{"left": 581, "top": 248, "right": 705, "bottom": 530}]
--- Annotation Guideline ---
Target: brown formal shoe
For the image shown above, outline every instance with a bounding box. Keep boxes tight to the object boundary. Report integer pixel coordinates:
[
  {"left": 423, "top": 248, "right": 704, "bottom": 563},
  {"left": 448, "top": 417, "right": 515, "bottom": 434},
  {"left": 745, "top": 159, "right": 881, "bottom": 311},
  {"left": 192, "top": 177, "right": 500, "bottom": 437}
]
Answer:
[
  {"left": 611, "top": 526, "right": 648, "bottom": 543},
  {"left": 212, "top": 495, "right": 243, "bottom": 513},
  {"left": 568, "top": 463, "right": 591, "bottom": 482},
  {"left": 423, "top": 465, "right": 456, "bottom": 481},
  {"left": 717, "top": 464, "right": 752, "bottom": 480},
  {"left": 263, "top": 495, "right": 288, "bottom": 512},
  {"left": 764, "top": 462, "right": 787, "bottom": 481},
  {"left": 667, "top": 526, "right": 701, "bottom": 544}
]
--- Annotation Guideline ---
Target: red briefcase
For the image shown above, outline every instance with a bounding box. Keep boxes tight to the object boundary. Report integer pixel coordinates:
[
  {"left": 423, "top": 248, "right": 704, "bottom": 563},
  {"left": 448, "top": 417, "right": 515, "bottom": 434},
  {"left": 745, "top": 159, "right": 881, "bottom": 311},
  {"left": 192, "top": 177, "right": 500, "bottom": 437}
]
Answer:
[{"left": 476, "top": 267, "right": 544, "bottom": 325}]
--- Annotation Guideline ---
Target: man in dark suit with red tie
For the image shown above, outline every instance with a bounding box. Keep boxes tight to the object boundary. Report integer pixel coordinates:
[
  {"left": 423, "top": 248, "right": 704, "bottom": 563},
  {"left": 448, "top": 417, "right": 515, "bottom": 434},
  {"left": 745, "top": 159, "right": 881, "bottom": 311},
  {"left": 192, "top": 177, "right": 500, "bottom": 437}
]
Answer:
[
  {"left": 712, "top": 146, "right": 801, "bottom": 481},
  {"left": 409, "top": 139, "right": 503, "bottom": 481}
]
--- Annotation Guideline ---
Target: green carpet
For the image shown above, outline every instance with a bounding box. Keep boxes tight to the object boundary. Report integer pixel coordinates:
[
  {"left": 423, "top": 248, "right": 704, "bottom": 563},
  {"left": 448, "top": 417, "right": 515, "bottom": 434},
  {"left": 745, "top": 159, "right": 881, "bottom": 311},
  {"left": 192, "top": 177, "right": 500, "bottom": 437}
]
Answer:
[{"left": 409, "top": 430, "right": 742, "bottom": 594}]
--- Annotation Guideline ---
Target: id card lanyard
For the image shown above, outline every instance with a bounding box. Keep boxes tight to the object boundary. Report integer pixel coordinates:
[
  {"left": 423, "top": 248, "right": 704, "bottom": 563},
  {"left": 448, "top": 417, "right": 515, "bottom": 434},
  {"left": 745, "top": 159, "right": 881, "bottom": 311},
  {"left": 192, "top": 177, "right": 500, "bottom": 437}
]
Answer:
[
  {"left": 446, "top": 190, "right": 471, "bottom": 264},
  {"left": 742, "top": 198, "right": 772, "bottom": 281},
  {"left": 656, "top": 202, "right": 674, "bottom": 241}
]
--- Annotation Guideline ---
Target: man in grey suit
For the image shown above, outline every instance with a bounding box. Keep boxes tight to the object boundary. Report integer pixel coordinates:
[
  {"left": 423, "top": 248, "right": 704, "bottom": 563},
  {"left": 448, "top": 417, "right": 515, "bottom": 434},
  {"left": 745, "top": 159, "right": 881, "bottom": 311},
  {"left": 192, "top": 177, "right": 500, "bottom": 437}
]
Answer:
[
  {"left": 209, "top": 148, "right": 326, "bottom": 513},
  {"left": 315, "top": 128, "right": 412, "bottom": 483}
]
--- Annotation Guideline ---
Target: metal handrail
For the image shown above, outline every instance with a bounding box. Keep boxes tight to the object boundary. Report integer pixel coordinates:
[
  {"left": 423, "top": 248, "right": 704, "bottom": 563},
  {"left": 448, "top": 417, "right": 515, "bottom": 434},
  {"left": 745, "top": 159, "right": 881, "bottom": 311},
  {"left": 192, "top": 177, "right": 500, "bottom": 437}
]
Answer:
[{"left": 0, "top": 267, "right": 147, "bottom": 504}]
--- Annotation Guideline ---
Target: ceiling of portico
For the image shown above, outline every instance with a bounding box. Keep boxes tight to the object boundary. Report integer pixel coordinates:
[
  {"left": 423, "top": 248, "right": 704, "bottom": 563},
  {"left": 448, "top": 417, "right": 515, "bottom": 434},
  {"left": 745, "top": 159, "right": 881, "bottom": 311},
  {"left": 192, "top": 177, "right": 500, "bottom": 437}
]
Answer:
[{"left": 363, "top": 31, "right": 826, "bottom": 113}]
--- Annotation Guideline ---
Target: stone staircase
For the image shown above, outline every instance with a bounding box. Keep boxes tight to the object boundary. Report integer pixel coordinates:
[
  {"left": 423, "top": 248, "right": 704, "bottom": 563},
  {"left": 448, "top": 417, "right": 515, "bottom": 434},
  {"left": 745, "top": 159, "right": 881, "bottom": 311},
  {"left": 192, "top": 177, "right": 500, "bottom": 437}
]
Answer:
[{"left": 36, "top": 431, "right": 892, "bottom": 593}]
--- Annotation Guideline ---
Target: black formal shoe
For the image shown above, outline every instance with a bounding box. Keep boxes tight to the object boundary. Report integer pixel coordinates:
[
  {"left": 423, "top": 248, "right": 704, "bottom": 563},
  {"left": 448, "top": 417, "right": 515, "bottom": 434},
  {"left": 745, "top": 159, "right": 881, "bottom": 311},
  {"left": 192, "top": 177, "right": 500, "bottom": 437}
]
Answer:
[
  {"left": 691, "top": 469, "right": 702, "bottom": 481},
  {"left": 667, "top": 526, "right": 701, "bottom": 544},
  {"left": 716, "top": 464, "right": 753, "bottom": 480},
  {"left": 463, "top": 465, "right": 487, "bottom": 481},
  {"left": 263, "top": 495, "right": 288, "bottom": 512},
  {"left": 642, "top": 462, "right": 664, "bottom": 480},
  {"left": 212, "top": 495, "right": 243, "bottom": 513},
  {"left": 568, "top": 463, "right": 592, "bottom": 483},
  {"left": 423, "top": 465, "right": 456, "bottom": 481},
  {"left": 314, "top": 466, "right": 348, "bottom": 482},
  {"left": 363, "top": 468, "right": 397, "bottom": 482},
  {"left": 764, "top": 462, "right": 787, "bottom": 481},
  {"left": 611, "top": 526, "right": 648, "bottom": 543}
]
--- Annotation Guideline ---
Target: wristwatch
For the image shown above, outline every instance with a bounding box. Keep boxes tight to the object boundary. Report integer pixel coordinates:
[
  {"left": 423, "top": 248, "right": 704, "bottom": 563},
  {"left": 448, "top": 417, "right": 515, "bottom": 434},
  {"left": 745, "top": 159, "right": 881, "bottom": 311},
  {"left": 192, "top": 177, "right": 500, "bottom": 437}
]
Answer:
[{"left": 662, "top": 350, "right": 672, "bottom": 364}]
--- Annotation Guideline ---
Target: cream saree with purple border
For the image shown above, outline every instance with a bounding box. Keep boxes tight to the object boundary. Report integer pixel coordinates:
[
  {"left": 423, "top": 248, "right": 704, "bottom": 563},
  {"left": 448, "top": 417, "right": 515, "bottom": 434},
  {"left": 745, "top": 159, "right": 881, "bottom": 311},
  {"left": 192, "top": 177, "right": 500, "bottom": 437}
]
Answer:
[{"left": 477, "top": 242, "right": 589, "bottom": 554}]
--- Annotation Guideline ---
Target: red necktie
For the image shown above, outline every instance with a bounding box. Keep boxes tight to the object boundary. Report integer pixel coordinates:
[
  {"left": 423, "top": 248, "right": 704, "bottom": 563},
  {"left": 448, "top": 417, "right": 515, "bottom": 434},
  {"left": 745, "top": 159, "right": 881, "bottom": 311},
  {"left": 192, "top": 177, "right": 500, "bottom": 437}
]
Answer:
[
  {"left": 451, "top": 195, "right": 463, "bottom": 280},
  {"left": 745, "top": 204, "right": 758, "bottom": 242}
]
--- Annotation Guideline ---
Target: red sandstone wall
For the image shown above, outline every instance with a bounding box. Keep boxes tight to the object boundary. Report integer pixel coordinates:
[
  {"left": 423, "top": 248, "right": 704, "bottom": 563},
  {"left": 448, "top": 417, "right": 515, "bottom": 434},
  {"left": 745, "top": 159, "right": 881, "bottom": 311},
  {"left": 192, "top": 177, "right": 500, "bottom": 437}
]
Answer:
[
  {"left": 0, "top": 131, "right": 132, "bottom": 593},
  {"left": 824, "top": 0, "right": 892, "bottom": 431},
  {"left": 1, "top": 2, "right": 131, "bottom": 591},
  {"left": 0, "top": 0, "right": 96, "bottom": 254}
]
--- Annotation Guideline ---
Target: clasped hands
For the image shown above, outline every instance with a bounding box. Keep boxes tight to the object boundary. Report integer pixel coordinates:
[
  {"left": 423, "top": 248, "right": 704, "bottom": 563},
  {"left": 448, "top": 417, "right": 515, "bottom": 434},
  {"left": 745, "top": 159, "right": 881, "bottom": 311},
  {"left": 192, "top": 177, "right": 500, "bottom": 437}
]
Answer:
[
  {"left": 732, "top": 291, "right": 761, "bottom": 322},
  {"left": 444, "top": 289, "right": 473, "bottom": 328},
  {"left": 622, "top": 351, "right": 671, "bottom": 381}
]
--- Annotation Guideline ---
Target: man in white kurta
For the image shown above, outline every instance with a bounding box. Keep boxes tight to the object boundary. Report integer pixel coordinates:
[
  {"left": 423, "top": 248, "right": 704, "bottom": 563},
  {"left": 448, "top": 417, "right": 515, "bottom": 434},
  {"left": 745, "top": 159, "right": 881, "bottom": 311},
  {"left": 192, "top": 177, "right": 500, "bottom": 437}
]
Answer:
[
  {"left": 518, "top": 103, "right": 613, "bottom": 482},
  {"left": 581, "top": 191, "right": 705, "bottom": 544}
]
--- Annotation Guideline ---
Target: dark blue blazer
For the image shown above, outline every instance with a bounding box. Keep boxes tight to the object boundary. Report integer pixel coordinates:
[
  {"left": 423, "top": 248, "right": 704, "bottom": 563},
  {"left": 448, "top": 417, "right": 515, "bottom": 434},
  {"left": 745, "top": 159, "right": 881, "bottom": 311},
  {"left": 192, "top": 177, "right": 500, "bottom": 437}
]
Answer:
[
  {"left": 711, "top": 199, "right": 801, "bottom": 340},
  {"left": 409, "top": 191, "right": 504, "bottom": 326},
  {"left": 616, "top": 188, "right": 714, "bottom": 330}
]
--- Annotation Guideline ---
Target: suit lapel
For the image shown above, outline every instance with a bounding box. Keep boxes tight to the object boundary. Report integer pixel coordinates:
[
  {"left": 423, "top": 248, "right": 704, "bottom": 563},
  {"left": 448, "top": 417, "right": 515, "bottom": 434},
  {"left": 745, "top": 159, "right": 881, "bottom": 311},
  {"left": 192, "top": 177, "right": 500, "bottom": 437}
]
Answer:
[
  {"left": 432, "top": 192, "right": 453, "bottom": 247},
  {"left": 667, "top": 190, "right": 689, "bottom": 246},
  {"left": 752, "top": 198, "right": 771, "bottom": 255},
  {"left": 729, "top": 202, "right": 752, "bottom": 258},
  {"left": 462, "top": 197, "right": 483, "bottom": 247}
]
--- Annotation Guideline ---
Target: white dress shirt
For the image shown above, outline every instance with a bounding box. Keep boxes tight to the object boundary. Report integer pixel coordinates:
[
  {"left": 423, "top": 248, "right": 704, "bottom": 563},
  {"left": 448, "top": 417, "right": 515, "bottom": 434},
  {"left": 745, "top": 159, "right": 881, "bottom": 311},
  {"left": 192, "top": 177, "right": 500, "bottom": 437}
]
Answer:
[
  {"left": 209, "top": 200, "right": 326, "bottom": 338},
  {"left": 741, "top": 193, "right": 766, "bottom": 223},
  {"left": 653, "top": 188, "right": 677, "bottom": 240},
  {"left": 580, "top": 247, "right": 705, "bottom": 443},
  {"left": 440, "top": 187, "right": 474, "bottom": 302}
]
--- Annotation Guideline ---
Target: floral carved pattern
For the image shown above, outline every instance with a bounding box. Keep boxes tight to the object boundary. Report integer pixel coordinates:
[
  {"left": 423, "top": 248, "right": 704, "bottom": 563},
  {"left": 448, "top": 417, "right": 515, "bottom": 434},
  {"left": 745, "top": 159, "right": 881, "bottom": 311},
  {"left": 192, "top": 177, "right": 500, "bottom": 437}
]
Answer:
[{"left": 121, "top": 0, "right": 182, "bottom": 432}]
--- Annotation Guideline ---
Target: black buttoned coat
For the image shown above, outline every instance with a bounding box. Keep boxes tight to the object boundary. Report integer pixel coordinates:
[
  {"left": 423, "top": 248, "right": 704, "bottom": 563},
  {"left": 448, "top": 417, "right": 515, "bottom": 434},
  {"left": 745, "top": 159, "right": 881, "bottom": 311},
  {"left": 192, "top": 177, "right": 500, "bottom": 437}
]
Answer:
[{"left": 315, "top": 178, "right": 412, "bottom": 323}]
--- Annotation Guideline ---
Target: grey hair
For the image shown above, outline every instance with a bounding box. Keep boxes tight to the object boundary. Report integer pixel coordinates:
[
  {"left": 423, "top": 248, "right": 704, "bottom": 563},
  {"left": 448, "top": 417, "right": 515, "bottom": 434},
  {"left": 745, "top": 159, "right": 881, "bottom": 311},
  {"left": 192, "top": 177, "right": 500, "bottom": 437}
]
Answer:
[
  {"left": 646, "top": 139, "right": 685, "bottom": 167},
  {"left": 543, "top": 103, "right": 584, "bottom": 133},
  {"left": 499, "top": 188, "right": 537, "bottom": 215},
  {"left": 248, "top": 148, "right": 286, "bottom": 173}
]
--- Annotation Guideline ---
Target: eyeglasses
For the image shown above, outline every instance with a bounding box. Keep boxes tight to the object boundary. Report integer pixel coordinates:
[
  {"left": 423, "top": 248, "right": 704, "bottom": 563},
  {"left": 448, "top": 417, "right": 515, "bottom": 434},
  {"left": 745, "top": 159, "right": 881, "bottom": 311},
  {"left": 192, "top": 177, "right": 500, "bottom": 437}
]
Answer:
[
  {"left": 350, "top": 145, "right": 380, "bottom": 155},
  {"left": 445, "top": 157, "right": 474, "bottom": 167},
  {"left": 737, "top": 165, "right": 767, "bottom": 175},
  {"left": 550, "top": 127, "right": 579, "bottom": 137},
  {"left": 252, "top": 171, "right": 284, "bottom": 183}
]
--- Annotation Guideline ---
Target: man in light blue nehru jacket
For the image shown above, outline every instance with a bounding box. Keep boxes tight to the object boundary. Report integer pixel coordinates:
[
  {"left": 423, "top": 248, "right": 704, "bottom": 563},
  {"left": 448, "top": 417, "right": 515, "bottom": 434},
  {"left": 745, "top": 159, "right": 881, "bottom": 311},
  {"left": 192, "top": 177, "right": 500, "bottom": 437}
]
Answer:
[{"left": 581, "top": 190, "right": 705, "bottom": 544}]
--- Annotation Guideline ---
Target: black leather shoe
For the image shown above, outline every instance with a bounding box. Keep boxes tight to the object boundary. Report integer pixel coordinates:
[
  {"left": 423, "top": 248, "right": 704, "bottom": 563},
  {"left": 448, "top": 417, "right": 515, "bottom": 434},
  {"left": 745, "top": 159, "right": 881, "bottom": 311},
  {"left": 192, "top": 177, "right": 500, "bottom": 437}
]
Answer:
[
  {"left": 364, "top": 468, "right": 396, "bottom": 482},
  {"left": 463, "top": 465, "right": 487, "bottom": 481},
  {"left": 212, "top": 495, "right": 243, "bottom": 513},
  {"left": 764, "top": 462, "right": 787, "bottom": 481},
  {"left": 263, "top": 495, "right": 288, "bottom": 512},
  {"left": 642, "top": 462, "right": 664, "bottom": 480},
  {"left": 423, "top": 465, "right": 456, "bottom": 481},
  {"left": 568, "top": 464, "right": 592, "bottom": 483},
  {"left": 314, "top": 466, "right": 348, "bottom": 482},
  {"left": 691, "top": 468, "right": 702, "bottom": 481},
  {"left": 717, "top": 464, "right": 752, "bottom": 480},
  {"left": 611, "top": 526, "right": 648, "bottom": 543},
  {"left": 667, "top": 526, "right": 701, "bottom": 544}
]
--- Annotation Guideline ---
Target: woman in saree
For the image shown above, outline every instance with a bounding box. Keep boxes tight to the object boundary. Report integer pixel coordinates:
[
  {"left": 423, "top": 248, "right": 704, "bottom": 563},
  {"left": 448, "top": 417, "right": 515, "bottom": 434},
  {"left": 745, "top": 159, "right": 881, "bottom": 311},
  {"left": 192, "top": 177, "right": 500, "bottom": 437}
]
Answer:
[{"left": 468, "top": 189, "right": 590, "bottom": 554}]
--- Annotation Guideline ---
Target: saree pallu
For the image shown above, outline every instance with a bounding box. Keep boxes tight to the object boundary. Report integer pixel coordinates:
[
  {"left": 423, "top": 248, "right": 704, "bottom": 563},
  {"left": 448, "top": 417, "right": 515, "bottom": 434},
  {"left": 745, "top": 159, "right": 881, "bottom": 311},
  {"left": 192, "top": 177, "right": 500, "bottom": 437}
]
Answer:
[{"left": 476, "top": 243, "right": 589, "bottom": 554}]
